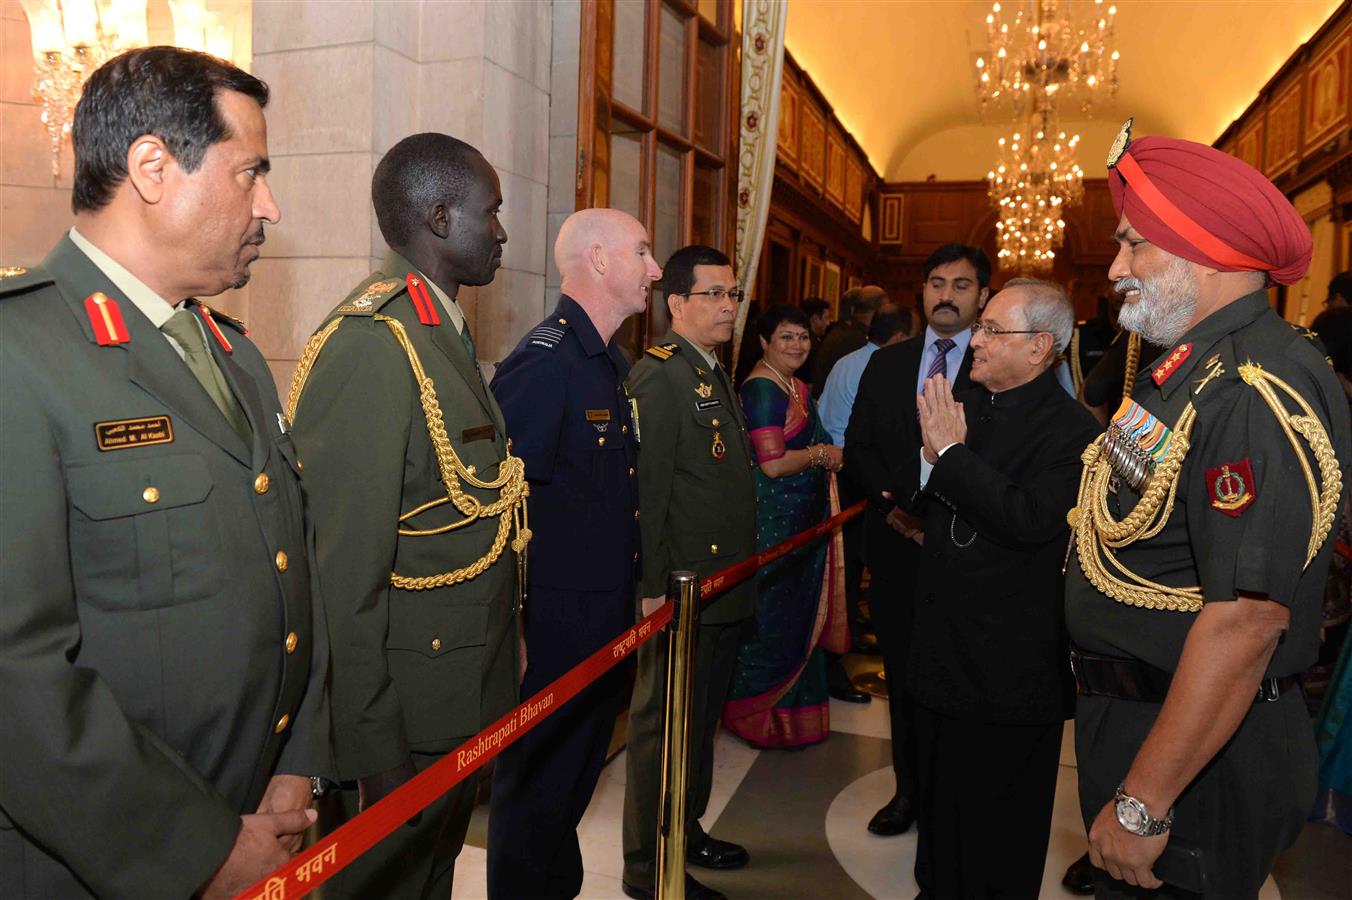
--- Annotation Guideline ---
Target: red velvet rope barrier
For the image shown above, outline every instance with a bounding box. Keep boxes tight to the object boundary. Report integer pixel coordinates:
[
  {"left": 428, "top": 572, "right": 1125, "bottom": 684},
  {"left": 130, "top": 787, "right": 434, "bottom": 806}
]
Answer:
[{"left": 233, "top": 500, "right": 867, "bottom": 900}]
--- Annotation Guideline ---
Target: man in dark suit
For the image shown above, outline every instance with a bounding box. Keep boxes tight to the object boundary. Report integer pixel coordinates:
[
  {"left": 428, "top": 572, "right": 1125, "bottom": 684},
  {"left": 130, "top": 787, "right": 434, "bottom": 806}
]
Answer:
[
  {"left": 810, "top": 284, "right": 886, "bottom": 396},
  {"left": 905, "top": 278, "right": 1099, "bottom": 897},
  {"left": 0, "top": 48, "right": 330, "bottom": 898},
  {"left": 843, "top": 243, "right": 989, "bottom": 836}
]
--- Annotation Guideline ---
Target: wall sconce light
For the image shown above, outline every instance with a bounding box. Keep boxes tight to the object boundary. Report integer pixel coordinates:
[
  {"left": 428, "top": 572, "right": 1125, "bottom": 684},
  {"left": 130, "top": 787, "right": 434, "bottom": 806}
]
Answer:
[{"left": 20, "top": 0, "right": 237, "bottom": 176}]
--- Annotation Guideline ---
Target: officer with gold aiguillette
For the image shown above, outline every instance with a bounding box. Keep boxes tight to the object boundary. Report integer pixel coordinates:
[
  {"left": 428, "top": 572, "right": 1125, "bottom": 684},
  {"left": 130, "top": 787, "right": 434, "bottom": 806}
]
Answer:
[
  {"left": 1065, "top": 120, "right": 1351, "bottom": 898},
  {"left": 288, "top": 133, "right": 527, "bottom": 899},
  {"left": 621, "top": 245, "right": 758, "bottom": 900}
]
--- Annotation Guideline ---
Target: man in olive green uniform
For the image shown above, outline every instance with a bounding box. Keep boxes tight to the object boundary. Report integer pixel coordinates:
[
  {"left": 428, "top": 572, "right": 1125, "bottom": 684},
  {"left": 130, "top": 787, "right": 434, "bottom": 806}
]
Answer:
[
  {"left": 0, "top": 48, "right": 330, "bottom": 899},
  {"left": 289, "top": 133, "right": 524, "bottom": 898},
  {"left": 621, "top": 246, "right": 757, "bottom": 900},
  {"left": 1066, "top": 122, "right": 1350, "bottom": 898}
]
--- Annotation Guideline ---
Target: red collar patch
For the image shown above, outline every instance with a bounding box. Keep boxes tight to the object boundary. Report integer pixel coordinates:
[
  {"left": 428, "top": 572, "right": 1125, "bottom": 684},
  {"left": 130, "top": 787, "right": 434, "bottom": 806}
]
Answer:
[
  {"left": 406, "top": 273, "right": 442, "bottom": 327},
  {"left": 1206, "top": 458, "right": 1255, "bottom": 516},
  {"left": 197, "top": 304, "right": 233, "bottom": 353},
  {"left": 1152, "top": 342, "right": 1193, "bottom": 386},
  {"left": 84, "top": 292, "right": 130, "bottom": 345}
]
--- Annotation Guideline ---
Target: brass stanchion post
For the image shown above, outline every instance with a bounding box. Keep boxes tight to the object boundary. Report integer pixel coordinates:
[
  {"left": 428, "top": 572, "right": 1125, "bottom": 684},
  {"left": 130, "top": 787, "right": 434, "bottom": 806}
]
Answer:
[{"left": 655, "top": 570, "right": 698, "bottom": 900}]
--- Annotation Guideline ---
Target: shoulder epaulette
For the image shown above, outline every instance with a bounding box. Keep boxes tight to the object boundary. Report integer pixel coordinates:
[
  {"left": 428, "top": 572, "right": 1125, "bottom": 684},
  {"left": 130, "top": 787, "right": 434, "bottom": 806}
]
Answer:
[
  {"left": 0, "top": 265, "right": 54, "bottom": 298},
  {"left": 335, "top": 275, "right": 406, "bottom": 316},
  {"left": 525, "top": 315, "right": 571, "bottom": 350},
  {"left": 200, "top": 303, "right": 248, "bottom": 334},
  {"left": 1290, "top": 322, "right": 1319, "bottom": 342},
  {"left": 645, "top": 342, "right": 681, "bottom": 361}
]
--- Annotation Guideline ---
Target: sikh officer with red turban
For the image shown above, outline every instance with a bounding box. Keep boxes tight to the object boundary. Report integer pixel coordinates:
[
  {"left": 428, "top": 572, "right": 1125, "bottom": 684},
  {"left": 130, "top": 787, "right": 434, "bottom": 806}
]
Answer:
[{"left": 1064, "top": 119, "right": 1350, "bottom": 898}]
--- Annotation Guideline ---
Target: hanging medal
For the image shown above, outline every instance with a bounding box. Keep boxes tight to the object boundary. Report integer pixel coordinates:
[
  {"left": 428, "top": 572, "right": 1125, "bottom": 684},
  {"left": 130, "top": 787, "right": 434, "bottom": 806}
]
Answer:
[{"left": 711, "top": 429, "right": 727, "bottom": 460}]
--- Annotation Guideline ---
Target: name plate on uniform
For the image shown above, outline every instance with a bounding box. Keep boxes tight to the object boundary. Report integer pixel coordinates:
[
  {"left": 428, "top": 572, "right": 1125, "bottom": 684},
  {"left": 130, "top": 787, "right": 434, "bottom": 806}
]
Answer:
[
  {"left": 585, "top": 409, "right": 611, "bottom": 421},
  {"left": 695, "top": 398, "right": 722, "bottom": 411},
  {"left": 94, "top": 415, "right": 175, "bottom": 451},
  {"left": 461, "top": 424, "right": 495, "bottom": 444}
]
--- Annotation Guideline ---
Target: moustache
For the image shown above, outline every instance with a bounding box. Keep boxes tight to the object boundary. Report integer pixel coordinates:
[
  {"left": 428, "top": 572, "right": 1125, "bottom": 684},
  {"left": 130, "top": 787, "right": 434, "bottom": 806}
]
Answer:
[
  {"left": 933, "top": 301, "right": 958, "bottom": 313},
  {"left": 244, "top": 227, "right": 266, "bottom": 247},
  {"left": 1115, "top": 277, "right": 1141, "bottom": 295}
]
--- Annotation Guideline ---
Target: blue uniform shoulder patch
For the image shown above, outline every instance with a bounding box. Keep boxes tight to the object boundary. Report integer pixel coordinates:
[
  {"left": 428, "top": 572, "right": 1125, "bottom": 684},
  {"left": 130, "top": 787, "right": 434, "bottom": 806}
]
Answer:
[{"left": 526, "top": 316, "right": 571, "bottom": 350}]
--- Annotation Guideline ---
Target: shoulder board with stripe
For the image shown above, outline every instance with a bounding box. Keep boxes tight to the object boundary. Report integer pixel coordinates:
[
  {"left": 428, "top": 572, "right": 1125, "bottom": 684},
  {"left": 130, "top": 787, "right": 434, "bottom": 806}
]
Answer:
[
  {"left": 645, "top": 342, "right": 682, "bottom": 361},
  {"left": 526, "top": 321, "right": 568, "bottom": 350},
  {"left": 0, "top": 265, "right": 55, "bottom": 298},
  {"left": 200, "top": 304, "right": 248, "bottom": 334},
  {"left": 335, "top": 275, "right": 407, "bottom": 316}
]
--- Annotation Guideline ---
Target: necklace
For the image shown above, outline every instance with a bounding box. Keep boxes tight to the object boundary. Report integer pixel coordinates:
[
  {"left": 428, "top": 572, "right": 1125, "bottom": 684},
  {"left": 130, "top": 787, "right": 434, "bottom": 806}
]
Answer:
[{"left": 761, "top": 359, "right": 807, "bottom": 418}]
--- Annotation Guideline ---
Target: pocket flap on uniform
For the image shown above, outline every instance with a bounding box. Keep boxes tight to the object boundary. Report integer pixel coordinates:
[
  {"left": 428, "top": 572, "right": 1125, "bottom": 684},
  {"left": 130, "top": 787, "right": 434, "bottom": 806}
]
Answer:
[
  {"left": 66, "top": 453, "right": 213, "bottom": 520},
  {"left": 386, "top": 602, "right": 489, "bottom": 658}
]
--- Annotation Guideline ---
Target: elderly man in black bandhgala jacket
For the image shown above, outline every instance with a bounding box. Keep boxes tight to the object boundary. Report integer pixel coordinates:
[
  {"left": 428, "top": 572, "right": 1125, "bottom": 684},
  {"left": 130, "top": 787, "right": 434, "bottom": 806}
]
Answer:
[{"left": 898, "top": 279, "right": 1099, "bottom": 899}]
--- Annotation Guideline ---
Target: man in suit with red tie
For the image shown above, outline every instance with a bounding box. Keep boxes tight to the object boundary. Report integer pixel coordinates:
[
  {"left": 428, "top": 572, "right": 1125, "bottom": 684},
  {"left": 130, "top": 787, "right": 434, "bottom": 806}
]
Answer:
[{"left": 843, "top": 243, "right": 990, "bottom": 837}]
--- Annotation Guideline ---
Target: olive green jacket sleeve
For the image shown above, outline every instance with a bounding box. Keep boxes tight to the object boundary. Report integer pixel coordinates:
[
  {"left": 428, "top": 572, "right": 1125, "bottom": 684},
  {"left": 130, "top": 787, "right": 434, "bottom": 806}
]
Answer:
[
  {"left": 629, "top": 359, "right": 680, "bottom": 600},
  {"left": 291, "top": 320, "right": 415, "bottom": 780}
]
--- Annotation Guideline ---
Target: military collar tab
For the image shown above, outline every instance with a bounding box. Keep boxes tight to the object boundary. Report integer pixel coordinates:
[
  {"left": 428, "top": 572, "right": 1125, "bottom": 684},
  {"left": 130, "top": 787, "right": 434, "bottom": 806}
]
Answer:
[{"left": 1152, "top": 291, "right": 1269, "bottom": 400}]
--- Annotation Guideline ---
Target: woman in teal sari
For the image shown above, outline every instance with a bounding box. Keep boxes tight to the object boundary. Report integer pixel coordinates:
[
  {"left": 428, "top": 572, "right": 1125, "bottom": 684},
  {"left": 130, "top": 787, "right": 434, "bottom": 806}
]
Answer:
[{"left": 724, "top": 305, "right": 848, "bottom": 749}]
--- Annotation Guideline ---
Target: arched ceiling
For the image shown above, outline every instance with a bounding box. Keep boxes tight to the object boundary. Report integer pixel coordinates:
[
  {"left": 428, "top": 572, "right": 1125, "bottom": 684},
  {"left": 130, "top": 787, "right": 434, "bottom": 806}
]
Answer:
[{"left": 784, "top": 0, "right": 1343, "bottom": 182}]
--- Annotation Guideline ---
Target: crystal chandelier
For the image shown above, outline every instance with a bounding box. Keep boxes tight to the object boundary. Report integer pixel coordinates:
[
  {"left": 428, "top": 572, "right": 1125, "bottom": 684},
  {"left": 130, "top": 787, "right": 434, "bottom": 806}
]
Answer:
[
  {"left": 975, "top": 0, "right": 1120, "bottom": 116},
  {"left": 20, "top": 0, "right": 238, "bottom": 176},
  {"left": 986, "top": 105, "right": 1084, "bottom": 273}
]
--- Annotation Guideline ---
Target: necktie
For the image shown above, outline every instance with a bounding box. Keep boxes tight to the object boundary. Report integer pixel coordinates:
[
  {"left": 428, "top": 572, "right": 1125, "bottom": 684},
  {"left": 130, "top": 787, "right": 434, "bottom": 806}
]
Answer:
[
  {"left": 161, "top": 309, "right": 251, "bottom": 441},
  {"left": 924, "top": 338, "right": 956, "bottom": 384},
  {"left": 457, "top": 319, "right": 477, "bottom": 363}
]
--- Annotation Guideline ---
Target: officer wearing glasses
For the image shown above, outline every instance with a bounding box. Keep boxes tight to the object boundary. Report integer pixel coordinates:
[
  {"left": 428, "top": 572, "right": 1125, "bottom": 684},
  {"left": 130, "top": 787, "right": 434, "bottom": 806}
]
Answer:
[{"left": 620, "top": 245, "right": 757, "bottom": 900}]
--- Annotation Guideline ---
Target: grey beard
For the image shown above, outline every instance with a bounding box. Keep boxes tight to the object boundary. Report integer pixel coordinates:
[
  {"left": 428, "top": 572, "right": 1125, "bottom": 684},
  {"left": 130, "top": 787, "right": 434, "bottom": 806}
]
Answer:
[{"left": 1116, "top": 259, "right": 1198, "bottom": 347}]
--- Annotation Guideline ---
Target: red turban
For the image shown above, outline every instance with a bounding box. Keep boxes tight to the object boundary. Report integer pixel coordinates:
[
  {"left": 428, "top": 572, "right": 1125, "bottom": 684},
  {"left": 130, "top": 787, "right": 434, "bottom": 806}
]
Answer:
[{"left": 1107, "top": 128, "right": 1312, "bottom": 285}]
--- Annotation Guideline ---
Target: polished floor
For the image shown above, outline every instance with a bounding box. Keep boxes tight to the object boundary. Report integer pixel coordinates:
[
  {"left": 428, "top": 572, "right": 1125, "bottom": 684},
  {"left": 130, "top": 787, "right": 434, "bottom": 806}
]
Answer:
[{"left": 452, "top": 656, "right": 1350, "bottom": 899}]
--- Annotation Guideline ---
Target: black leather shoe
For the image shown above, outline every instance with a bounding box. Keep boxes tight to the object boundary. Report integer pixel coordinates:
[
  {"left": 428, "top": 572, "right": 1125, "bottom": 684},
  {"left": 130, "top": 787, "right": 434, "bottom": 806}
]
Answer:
[
  {"left": 867, "top": 795, "right": 915, "bottom": 835},
  {"left": 622, "top": 874, "right": 727, "bottom": 900},
  {"left": 1061, "top": 851, "right": 1097, "bottom": 895},
  {"left": 829, "top": 683, "right": 872, "bottom": 703},
  {"left": 687, "top": 835, "right": 750, "bottom": 870}
]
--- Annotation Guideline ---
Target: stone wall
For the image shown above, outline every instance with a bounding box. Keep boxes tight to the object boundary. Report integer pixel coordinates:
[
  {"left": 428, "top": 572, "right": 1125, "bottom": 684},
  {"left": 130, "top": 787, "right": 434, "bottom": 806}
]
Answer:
[{"left": 0, "top": 0, "right": 580, "bottom": 396}]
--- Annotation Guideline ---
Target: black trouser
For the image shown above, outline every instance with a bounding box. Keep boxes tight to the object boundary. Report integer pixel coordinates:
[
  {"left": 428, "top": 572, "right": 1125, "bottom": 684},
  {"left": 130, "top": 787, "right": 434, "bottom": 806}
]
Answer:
[
  {"left": 1076, "top": 691, "right": 1314, "bottom": 899},
  {"left": 319, "top": 752, "right": 478, "bottom": 900},
  {"left": 868, "top": 569, "right": 918, "bottom": 800},
  {"left": 913, "top": 705, "right": 1062, "bottom": 899},
  {"left": 621, "top": 620, "right": 748, "bottom": 891},
  {"left": 487, "top": 585, "right": 632, "bottom": 900}
]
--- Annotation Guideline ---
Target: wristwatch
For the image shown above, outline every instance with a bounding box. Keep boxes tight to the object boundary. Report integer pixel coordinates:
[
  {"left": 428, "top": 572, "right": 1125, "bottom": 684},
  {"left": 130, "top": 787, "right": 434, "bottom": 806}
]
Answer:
[{"left": 1114, "top": 782, "right": 1172, "bottom": 836}]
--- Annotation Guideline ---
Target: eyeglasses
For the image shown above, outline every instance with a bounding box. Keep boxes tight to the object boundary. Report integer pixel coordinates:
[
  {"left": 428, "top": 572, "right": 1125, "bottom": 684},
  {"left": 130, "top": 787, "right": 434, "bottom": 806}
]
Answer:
[
  {"left": 684, "top": 288, "right": 745, "bottom": 304},
  {"left": 970, "top": 320, "right": 1046, "bottom": 338}
]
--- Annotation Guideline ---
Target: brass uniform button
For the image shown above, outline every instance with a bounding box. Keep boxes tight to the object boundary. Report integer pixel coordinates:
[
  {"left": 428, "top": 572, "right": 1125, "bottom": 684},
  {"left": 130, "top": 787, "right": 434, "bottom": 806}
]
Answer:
[
  {"left": 598, "top": 437, "right": 606, "bottom": 446},
  {"left": 628, "top": 467, "right": 635, "bottom": 477},
  {"left": 622, "top": 425, "right": 629, "bottom": 434},
  {"left": 275, "top": 550, "right": 289, "bottom": 573},
  {"left": 274, "top": 713, "right": 290, "bottom": 733},
  {"left": 712, "top": 418, "right": 720, "bottom": 426},
  {"left": 285, "top": 631, "right": 298, "bottom": 654},
  {"left": 142, "top": 486, "right": 160, "bottom": 504},
  {"left": 296, "top": 459, "right": 303, "bottom": 471},
  {"left": 710, "top": 543, "right": 719, "bottom": 554},
  {"left": 431, "top": 637, "right": 442, "bottom": 652},
  {"left": 558, "top": 317, "right": 567, "bottom": 325},
  {"left": 254, "top": 472, "right": 270, "bottom": 494},
  {"left": 634, "top": 510, "right": 640, "bottom": 520},
  {"left": 633, "top": 552, "right": 639, "bottom": 562}
]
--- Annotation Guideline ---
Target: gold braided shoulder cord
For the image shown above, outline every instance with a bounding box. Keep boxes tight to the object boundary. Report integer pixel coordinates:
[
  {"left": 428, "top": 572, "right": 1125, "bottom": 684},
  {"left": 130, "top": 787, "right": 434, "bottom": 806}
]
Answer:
[
  {"left": 1237, "top": 362, "right": 1340, "bottom": 567},
  {"left": 1121, "top": 332, "right": 1141, "bottom": 401},
  {"left": 1071, "top": 358, "right": 1343, "bottom": 612},
  {"left": 1071, "top": 404, "right": 1205, "bottom": 612},
  {"left": 285, "top": 315, "right": 530, "bottom": 592}
]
